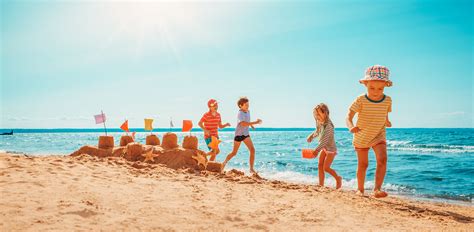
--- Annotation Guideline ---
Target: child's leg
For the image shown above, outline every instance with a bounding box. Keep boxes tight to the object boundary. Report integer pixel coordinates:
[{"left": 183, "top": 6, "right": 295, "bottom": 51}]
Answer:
[
  {"left": 222, "top": 141, "right": 242, "bottom": 168},
  {"left": 242, "top": 137, "right": 256, "bottom": 173},
  {"left": 372, "top": 142, "right": 388, "bottom": 197},
  {"left": 209, "top": 148, "right": 220, "bottom": 161},
  {"left": 209, "top": 151, "right": 216, "bottom": 161},
  {"left": 322, "top": 152, "right": 342, "bottom": 189},
  {"left": 318, "top": 151, "right": 327, "bottom": 186},
  {"left": 355, "top": 148, "right": 369, "bottom": 193}
]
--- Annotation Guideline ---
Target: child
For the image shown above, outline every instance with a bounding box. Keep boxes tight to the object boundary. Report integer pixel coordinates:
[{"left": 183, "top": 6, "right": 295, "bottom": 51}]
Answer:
[
  {"left": 307, "top": 103, "right": 342, "bottom": 189},
  {"left": 198, "top": 99, "right": 230, "bottom": 161},
  {"left": 346, "top": 65, "right": 393, "bottom": 198},
  {"left": 222, "top": 97, "right": 262, "bottom": 174}
]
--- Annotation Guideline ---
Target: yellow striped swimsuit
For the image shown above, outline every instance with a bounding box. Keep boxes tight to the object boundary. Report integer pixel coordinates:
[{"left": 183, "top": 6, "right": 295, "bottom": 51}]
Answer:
[{"left": 350, "top": 94, "right": 392, "bottom": 148}]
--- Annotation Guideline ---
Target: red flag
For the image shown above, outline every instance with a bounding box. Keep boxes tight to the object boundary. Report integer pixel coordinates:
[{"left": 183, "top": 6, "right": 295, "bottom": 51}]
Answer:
[
  {"left": 182, "top": 120, "right": 193, "bottom": 132},
  {"left": 120, "top": 120, "right": 129, "bottom": 132}
]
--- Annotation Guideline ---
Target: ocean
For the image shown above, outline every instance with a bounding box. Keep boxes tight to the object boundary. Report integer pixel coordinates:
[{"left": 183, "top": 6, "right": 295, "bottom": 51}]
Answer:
[{"left": 1, "top": 128, "right": 473, "bottom": 204}]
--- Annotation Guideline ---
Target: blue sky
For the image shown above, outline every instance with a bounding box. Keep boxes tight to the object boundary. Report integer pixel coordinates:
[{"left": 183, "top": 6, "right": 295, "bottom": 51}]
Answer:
[{"left": 1, "top": 0, "right": 472, "bottom": 129}]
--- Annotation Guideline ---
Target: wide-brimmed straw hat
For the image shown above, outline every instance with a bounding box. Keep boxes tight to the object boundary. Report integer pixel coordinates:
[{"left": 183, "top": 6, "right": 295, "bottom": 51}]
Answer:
[{"left": 360, "top": 65, "right": 392, "bottom": 87}]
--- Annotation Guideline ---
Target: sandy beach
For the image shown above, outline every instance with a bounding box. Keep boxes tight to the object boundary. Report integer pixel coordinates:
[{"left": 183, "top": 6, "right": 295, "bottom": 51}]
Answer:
[{"left": 0, "top": 152, "right": 472, "bottom": 231}]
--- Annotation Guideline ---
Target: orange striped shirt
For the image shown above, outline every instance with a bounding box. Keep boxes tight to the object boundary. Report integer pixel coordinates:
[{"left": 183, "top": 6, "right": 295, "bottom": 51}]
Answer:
[
  {"left": 200, "top": 111, "right": 221, "bottom": 139},
  {"left": 350, "top": 94, "right": 392, "bottom": 148}
]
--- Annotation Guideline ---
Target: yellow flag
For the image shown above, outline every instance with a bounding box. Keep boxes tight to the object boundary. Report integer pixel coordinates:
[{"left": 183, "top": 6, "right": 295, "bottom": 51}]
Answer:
[{"left": 144, "top": 118, "right": 154, "bottom": 131}]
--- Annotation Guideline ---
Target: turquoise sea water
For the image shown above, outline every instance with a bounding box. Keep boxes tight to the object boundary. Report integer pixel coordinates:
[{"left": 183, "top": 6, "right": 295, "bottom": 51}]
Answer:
[{"left": 1, "top": 128, "right": 473, "bottom": 204}]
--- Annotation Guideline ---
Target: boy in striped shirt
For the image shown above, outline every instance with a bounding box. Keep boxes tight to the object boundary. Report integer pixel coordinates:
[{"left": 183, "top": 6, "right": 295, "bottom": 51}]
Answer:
[
  {"left": 346, "top": 65, "right": 393, "bottom": 198},
  {"left": 198, "top": 99, "right": 230, "bottom": 161}
]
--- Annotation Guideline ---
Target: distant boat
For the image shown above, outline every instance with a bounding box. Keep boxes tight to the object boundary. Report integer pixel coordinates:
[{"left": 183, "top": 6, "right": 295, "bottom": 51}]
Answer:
[{"left": 1, "top": 130, "right": 13, "bottom": 135}]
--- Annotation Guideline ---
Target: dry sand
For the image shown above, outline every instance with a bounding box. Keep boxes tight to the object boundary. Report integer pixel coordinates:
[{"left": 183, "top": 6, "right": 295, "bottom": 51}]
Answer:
[{"left": 0, "top": 152, "right": 472, "bottom": 231}]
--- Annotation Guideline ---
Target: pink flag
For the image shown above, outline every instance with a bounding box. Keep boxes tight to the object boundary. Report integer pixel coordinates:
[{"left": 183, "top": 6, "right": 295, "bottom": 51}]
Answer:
[{"left": 94, "top": 113, "right": 106, "bottom": 124}]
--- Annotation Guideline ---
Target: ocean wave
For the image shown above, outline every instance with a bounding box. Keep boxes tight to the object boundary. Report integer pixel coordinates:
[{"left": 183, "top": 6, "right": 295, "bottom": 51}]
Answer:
[
  {"left": 386, "top": 140, "right": 474, "bottom": 153},
  {"left": 1, "top": 150, "right": 28, "bottom": 155},
  {"left": 258, "top": 170, "right": 473, "bottom": 203},
  {"left": 258, "top": 170, "right": 416, "bottom": 194}
]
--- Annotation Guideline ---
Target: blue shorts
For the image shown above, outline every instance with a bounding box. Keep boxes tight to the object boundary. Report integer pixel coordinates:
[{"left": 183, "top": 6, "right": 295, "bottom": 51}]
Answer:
[{"left": 205, "top": 136, "right": 219, "bottom": 150}]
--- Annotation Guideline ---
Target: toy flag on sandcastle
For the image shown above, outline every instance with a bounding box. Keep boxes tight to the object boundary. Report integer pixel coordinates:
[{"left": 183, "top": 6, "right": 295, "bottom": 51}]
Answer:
[
  {"left": 94, "top": 111, "right": 107, "bottom": 135},
  {"left": 144, "top": 118, "right": 160, "bottom": 145},
  {"left": 94, "top": 111, "right": 114, "bottom": 149},
  {"left": 119, "top": 120, "right": 134, "bottom": 146},
  {"left": 144, "top": 118, "right": 154, "bottom": 133},
  {"left": 182, "top": 120, "right": 193, "bottom": 135},
  {"left": 170, "top": 117, "right": 174, "bottom": 130},
  {"left": 120, "top": 120, "right": 129, "bottom": 133}
]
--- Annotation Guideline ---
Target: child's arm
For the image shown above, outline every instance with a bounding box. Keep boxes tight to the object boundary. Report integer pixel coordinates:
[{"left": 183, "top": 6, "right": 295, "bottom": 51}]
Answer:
[
  {"left": 239, "top": 119, "right": 262, "bottom": 127},
  {"left": 313, "top": 123, "right": 334, "bottom": 154},
  {"left": 307, "top": 129, "right": 318, "bottom": 143},
  {"left": 198, "top": 120, "right": 210, "bottom": 136},
  {"left": 346, "top": 110, "right": 361, "bottom": 133},
  {"left": 219, "top": 121, "right": 231, "bottom": 129},
  {"left": 385, "top": 115, "right": 392, "bottom": 127}
]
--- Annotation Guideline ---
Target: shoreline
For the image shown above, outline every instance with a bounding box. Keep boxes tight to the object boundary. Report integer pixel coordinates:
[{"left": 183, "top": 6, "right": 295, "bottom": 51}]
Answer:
[{"left": 1, "top": 152, "right": 473, "bottom": 231}]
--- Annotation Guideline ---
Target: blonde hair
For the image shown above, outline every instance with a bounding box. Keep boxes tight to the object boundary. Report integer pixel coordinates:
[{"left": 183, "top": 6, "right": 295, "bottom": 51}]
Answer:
[{"left": 313, "top": 103, "right": 330, "bottom": 137}]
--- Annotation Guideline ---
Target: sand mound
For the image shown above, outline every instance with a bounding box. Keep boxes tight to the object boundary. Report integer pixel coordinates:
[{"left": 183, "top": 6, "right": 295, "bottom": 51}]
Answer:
[
  {"left": 154, "top": 148, "right": 205, "bottom": 170},
  {"left": 146, "top": 134, "right": 160, "bottom": 146},
  {"left": 125, "top": 143, "right": 143, "bottom": 161},
  {"left": 162, "top": 133, "right": 178, "bottom": 149},
  {"left": 206, "top": 161, "right": 223, "bottom": 172},
  {"left": 182, "top": 135, "right": 198, "bottom": 150},
  {"left": 70, "top": 145, "right": 112, "bottom": 157},
  {"left": 98, "top": 136, "right": 114, "bottom": 149},
  {"left": 120, "top": 135, "right": 134, "bottom": 146}
]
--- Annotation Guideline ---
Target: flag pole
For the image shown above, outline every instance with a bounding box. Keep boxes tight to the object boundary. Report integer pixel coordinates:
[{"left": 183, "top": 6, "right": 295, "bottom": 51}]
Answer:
[{"left": 102, "top": 110, "right": 107, "bottom": 136}]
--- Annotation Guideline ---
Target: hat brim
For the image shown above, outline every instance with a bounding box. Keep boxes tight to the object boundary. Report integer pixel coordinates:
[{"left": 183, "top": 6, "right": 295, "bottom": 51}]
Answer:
[{"left": 359, "top": 79, "right": 393, "bottom": 87}]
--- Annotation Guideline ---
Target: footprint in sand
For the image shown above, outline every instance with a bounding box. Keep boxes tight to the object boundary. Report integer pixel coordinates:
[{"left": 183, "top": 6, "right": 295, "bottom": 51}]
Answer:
[{"left": 63, "top": 209, "right": 98, "bottom": 218}]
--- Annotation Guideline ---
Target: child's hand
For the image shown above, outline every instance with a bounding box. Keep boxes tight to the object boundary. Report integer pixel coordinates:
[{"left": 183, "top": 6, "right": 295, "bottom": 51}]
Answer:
[
  {"left": 203, "top": 130, "right": 210, "bottom": 136},
  {"left": 255, "top": 119, "right": 262, "bottom": 124},
  {"left": 385, "top": 120, "right": 392, "bottom": 128},
  {"left": 306, "top": 134, "right": 313, "bottom": 143},
  {"left": 312, "top": 149, "right": 320, "bottom": 157},
  {"left": 350, "top": 127, "right": 361, "bottom": 133},
  {"left": 224, "top": 123, "right": 231, "bottom": 127}
]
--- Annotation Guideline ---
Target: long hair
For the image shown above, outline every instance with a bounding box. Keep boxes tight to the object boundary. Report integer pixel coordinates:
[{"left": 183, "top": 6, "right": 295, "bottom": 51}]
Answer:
[{"left": 313, "top": 103, "right": 330, "bottom": 137}]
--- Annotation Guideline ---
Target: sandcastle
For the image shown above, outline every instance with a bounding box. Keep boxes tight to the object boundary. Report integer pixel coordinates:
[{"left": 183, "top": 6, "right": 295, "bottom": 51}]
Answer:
[
  {"left": 98, "top": 135, "right": 114, "bottom": 149},
  {"left": 120, "top": 135, "right": 134, "bottom": 146},
  {"left": 146, "top": 134, "right": 160, "bottom": 146},
  {"left": 70, "top": 133, "right": 222, "bottom": 172}
]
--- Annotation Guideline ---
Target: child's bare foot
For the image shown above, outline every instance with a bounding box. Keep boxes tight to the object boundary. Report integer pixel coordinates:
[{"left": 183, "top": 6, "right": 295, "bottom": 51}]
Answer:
[
  {"left": 356, "top": 190, "right": 365, "bottom": 196},
  {"left": 250, "top": 168, "right": 257, "bottom": 175},
  {"left": 221, "top": 161, "right": 228, "bottom": 172},
  {"left": 336, "top": 176, "right": 342, "bottom": 189},
  {"left": 373, "top": 190, "right": 388, "bottom": 198}
]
